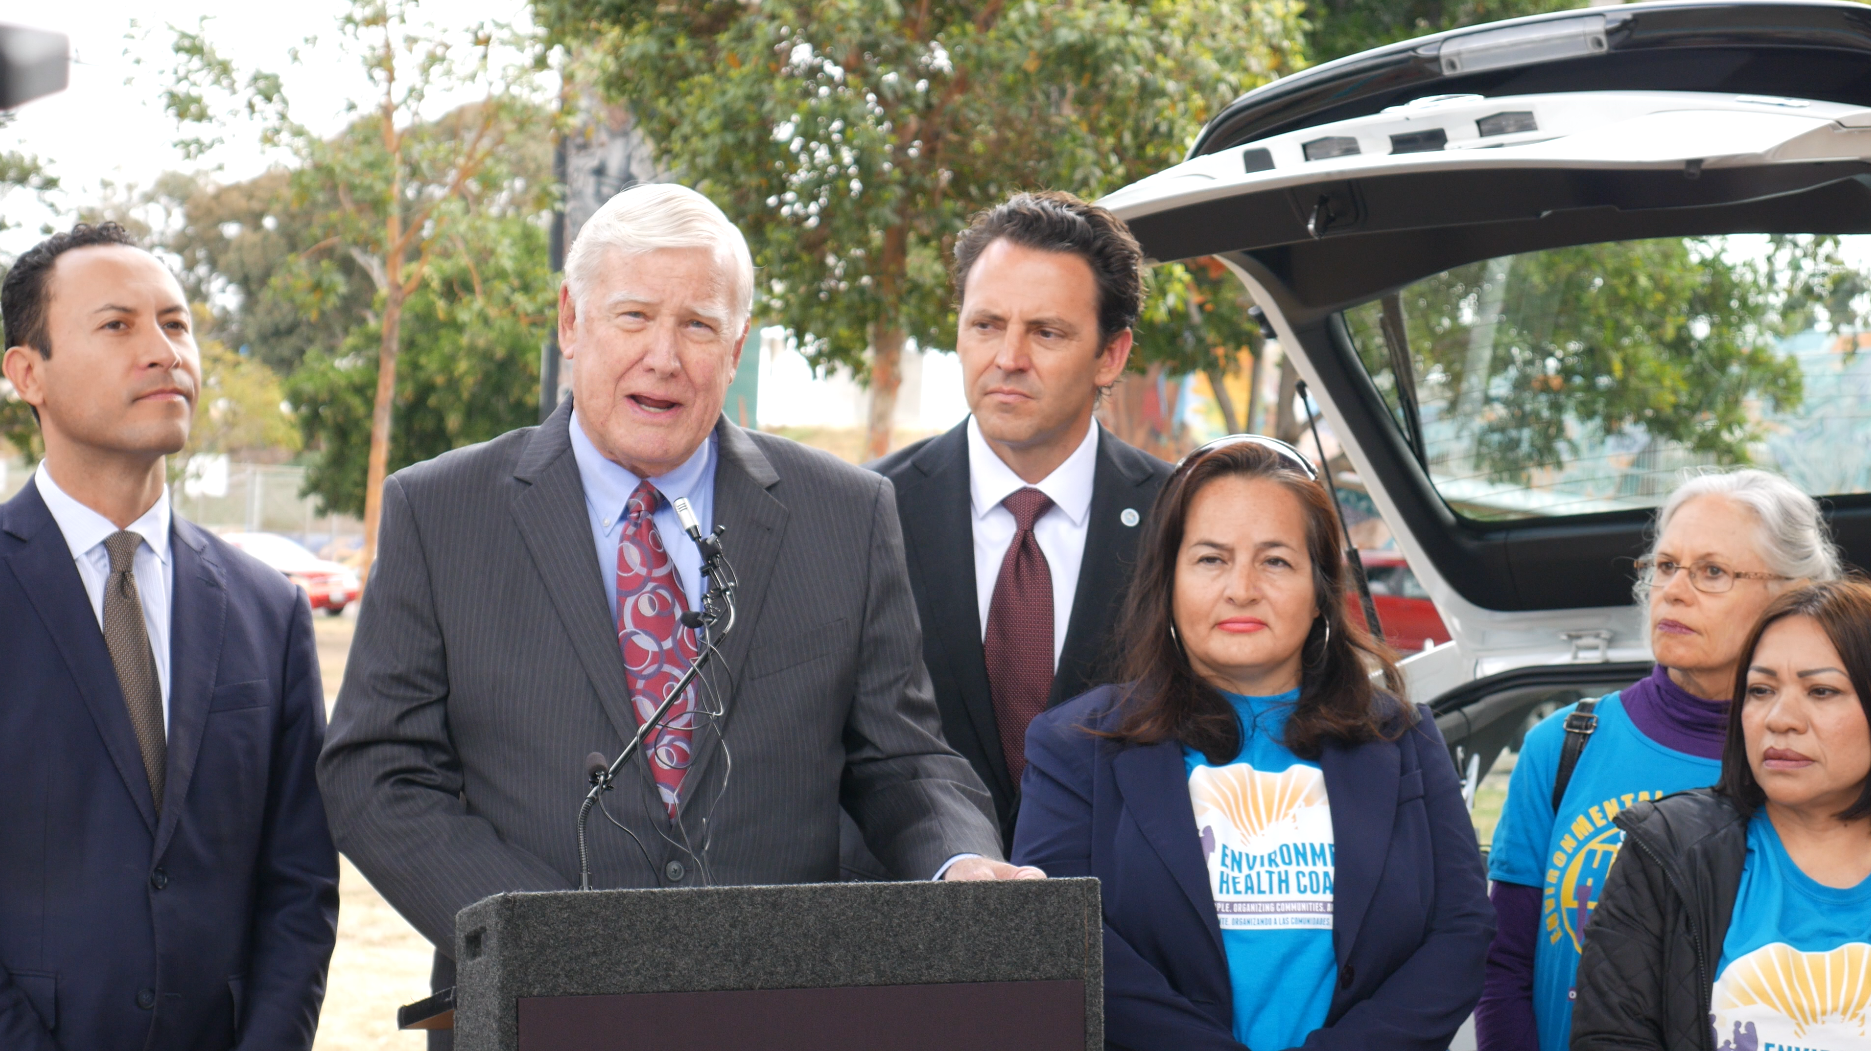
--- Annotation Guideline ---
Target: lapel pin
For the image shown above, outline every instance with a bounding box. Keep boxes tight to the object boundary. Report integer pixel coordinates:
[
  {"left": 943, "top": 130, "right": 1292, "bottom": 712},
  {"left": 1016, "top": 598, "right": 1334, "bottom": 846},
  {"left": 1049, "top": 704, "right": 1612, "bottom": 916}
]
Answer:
[{"left": 1120, "top": 508, "right": 1140, "bottom": 527}]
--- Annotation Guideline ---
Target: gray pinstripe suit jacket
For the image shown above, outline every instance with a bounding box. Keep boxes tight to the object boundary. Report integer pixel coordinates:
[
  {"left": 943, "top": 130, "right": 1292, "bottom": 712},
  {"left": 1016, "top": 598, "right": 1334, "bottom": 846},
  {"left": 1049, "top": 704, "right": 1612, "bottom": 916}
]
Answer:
[{"left": 317, "top": 401, "right": 1002, "bottom": 954}]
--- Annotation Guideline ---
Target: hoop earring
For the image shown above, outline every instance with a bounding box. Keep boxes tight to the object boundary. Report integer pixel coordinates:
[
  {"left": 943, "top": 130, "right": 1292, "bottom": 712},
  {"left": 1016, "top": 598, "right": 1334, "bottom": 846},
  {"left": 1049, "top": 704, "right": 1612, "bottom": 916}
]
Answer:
[
  {"left": 1304, "top": 617, "right": 1331, "bottom": 666},
  {"left": 1169, "top": 622, "right": 1181, "bottom": 649}
]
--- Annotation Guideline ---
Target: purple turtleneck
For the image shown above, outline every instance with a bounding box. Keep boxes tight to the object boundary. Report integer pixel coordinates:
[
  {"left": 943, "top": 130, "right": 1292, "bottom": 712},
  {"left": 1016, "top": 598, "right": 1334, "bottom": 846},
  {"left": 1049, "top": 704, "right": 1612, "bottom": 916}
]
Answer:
[
  {"left": 1475, "top": 663, "right": 1729, "bottom": 1051},
  {"left": 1618, "top": 662, "right": 1731, "bottom": 761}
]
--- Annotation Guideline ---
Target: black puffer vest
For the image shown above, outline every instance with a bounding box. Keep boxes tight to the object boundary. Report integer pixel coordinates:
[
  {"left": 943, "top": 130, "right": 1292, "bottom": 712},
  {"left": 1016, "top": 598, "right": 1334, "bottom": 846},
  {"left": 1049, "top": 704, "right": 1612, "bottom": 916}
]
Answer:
[{"left": 1569, "top": 789, "right": 1748, "bottom": 1051}]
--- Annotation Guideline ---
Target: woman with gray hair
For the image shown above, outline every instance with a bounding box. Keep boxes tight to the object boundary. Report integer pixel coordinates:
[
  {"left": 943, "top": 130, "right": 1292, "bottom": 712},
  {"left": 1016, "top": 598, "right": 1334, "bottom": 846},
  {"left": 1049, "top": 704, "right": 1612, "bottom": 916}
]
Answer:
[{"left": 1475, "top": 469, "right": 1842, "bottom": 1051}]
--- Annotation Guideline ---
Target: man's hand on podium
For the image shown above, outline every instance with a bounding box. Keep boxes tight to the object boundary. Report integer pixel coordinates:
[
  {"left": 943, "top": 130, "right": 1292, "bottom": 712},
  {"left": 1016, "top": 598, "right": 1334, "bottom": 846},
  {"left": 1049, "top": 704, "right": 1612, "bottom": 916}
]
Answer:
[{"left": 941, "top": 857, "right": 1047, "bottom": 881}]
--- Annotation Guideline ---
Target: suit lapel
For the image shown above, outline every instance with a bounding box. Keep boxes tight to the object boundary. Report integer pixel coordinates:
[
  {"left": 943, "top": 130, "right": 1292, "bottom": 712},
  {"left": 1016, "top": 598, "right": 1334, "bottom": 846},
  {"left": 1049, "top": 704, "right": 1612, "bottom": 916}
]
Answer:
[
  {"left": 679, "top": 418, "right": 788, "bottom": 807},
  {"left": 155, "top": 519, "right": 226, "bottom": 857},
  {"left": 1051, "top": 429, "right": 1157, "bottom": 708},
  {"left": 509, "top": 402, "right": 640, "bottom": 754},
  {"left": 1, "top": 484, "right": 159, "bottom": 832},
  {"left": 1112, "top": 739, "right": 1227, "bottom": 964},
  {"left": 1320, "top": 735, "right": 1400, "bottom": 964},
  {"left": 899, "top": 425, "right": 1011, "bottom": 800}
]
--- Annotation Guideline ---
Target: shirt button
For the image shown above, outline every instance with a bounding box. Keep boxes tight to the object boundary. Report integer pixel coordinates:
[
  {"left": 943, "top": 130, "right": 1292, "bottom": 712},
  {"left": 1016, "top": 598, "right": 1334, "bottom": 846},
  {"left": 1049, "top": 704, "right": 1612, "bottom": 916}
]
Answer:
[
  {"left": 150, "top": 868, "right": 168, "bottom": 891},
  {"left": 137, "top": 989, "right": 156, "bottom": 1010},
  {"left": 664, "top": 860, "right": 686, "bottom": 883}
]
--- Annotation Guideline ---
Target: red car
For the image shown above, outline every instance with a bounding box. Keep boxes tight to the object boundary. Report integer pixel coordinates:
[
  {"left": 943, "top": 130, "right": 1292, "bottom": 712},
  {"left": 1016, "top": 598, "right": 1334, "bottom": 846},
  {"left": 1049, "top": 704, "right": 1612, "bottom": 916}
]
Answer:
[
  {"left": 222, "top": 532, "right": 362, "bottom": 616},
  {"left": 1346, "top": 551, "right": 1450, "bottom": 654}
]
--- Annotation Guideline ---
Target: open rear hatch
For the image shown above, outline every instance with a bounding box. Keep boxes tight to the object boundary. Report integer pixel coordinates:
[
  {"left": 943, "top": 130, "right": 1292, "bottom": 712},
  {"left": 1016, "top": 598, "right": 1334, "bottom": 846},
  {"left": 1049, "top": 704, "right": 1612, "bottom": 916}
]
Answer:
[{"left": 1101, "top": 0, "right": 1871, "bottom": 783}]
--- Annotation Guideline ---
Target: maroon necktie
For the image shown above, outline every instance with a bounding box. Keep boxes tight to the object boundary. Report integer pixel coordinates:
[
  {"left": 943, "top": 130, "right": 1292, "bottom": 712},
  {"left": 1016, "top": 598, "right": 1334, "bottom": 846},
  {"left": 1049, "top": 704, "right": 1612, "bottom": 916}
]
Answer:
[
  {"left": 615, "top": 481, "right": 698, "bottom": 815},
  {"left": 984, "top": 487, "right": 1055, "bottom": 785}
]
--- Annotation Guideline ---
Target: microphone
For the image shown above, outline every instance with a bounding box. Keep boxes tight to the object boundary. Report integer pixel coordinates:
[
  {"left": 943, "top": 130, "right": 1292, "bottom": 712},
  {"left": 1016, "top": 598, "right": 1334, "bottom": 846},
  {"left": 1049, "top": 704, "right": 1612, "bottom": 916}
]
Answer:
[
  {"left": 671, "top": 497, "right": 703, "bottom": 541},
  {"left": 576, "top": 505, "right": 739, "bottom": 891}
]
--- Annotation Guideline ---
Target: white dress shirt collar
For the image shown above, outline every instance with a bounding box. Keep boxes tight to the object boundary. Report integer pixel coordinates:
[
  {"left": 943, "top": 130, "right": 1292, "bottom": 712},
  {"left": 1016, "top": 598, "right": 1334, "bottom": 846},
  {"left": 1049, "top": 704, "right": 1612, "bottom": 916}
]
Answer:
[
  {"left": 34, "top": 462, "right": 173, "bottom": 570},
  {"left": 966, "top": 414, "right": 1100, "bottom": 527}
]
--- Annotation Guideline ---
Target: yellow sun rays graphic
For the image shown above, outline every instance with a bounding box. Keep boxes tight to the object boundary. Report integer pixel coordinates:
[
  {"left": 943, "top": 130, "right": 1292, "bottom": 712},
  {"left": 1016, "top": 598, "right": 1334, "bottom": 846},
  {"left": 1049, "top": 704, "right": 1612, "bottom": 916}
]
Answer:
[
  {"left": 1714, "top": 942, "right": 1871, "bottom": 1038},
  {"left": 1192, "top": 765, "right": 1326, "bottom": 841}
]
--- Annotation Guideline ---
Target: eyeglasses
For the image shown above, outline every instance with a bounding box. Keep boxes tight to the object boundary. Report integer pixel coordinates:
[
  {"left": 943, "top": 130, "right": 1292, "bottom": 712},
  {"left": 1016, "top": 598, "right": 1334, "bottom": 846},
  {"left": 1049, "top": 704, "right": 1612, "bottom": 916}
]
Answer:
[
  {"left": 1634, "top": 557, "right": 1791, "bottom": 595},
  {"left": 1173, "top": 434, "right": 1319, "bottom": 481}
]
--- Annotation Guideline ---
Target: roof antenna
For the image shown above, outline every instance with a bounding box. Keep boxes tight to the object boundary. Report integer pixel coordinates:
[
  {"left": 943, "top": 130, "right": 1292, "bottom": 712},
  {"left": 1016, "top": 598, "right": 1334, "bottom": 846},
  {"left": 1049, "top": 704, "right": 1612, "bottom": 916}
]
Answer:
[{"left": 1297, "top": 379, "right": 1385, "bottom": 644}]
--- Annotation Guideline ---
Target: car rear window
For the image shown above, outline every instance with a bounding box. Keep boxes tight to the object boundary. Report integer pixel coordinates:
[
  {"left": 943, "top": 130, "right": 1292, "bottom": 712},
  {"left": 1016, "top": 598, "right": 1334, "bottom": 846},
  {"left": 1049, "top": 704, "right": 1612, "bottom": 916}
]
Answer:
[{"left": 1342, "top": 234, "right": 1871, "bottom": 521}]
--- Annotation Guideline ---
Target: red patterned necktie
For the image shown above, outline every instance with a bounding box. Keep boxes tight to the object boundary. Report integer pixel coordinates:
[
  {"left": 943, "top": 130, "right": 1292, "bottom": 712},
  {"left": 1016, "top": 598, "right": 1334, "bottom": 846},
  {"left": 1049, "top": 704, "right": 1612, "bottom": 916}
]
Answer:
[
  {"left": 615, "top": 480, "right": 699, "bottom": 815},
  {"left": 983, "top": 486, "right": 1055, "bottom": 785}
]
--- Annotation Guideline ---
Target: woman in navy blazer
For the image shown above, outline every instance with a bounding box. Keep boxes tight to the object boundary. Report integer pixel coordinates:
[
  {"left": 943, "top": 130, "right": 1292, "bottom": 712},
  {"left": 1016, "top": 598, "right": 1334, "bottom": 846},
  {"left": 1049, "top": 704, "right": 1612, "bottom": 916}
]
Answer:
[{"left": 1012, "top": 437, "right": 1493, "bottom": 1051}]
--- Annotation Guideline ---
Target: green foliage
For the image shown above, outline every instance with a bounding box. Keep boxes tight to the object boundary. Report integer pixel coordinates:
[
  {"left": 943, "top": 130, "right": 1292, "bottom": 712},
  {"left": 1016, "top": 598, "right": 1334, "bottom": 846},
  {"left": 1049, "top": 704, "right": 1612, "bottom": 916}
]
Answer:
[
  {"left": 0, "top": 122, "right": 60, "bottom": 460},
  {"left": 1344, "top": 236, "right": 1856, "bottom": 482},
  {"left": 538, "top": 0, "right": 1305, "bottom": 379},
  {"left": 187, "top": 335, "right": 303, "bottom": 458},
  {"left": 287, "top": 215, "right": 549, "bottom": 516},
  {"left": 153, "top": 1, "right": 557, "bottom": 522}
]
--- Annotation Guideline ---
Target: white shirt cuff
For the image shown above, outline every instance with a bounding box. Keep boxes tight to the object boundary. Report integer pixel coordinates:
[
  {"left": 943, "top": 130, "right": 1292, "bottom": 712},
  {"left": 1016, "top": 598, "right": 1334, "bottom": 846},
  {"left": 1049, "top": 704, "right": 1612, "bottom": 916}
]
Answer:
[{"left": 932, "top": 853, "right": 983, "bottom": 880}]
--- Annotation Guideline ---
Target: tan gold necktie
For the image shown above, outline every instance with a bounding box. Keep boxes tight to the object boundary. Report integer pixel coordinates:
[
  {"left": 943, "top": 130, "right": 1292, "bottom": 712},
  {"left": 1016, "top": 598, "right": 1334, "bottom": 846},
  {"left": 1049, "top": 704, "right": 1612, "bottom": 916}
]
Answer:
[{"left": 102, "top": 530, "right": 166, "bottom": 810}]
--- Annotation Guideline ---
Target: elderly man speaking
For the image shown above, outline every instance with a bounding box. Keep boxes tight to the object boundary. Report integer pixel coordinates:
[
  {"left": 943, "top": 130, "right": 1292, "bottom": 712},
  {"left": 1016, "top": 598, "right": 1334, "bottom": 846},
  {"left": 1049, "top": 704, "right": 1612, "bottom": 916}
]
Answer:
[{"left": 319, "top": 185, "right": 1031, "bottom": 1027}]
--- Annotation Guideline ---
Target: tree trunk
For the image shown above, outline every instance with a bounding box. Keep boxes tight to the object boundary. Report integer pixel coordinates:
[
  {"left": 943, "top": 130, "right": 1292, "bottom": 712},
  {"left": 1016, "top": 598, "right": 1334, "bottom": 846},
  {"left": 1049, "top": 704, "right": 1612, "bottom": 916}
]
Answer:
[
  {"left": 866, "top": 322, "right": 904, "bottom": 461},
  {"left": 1275, "top": 351, "right": 1302, "bottom": 443},
  {"left": 865, "top": 222, "right": 910, "bottom": 460},
  {"left": 1096, "top": 364, "right": 1185, "bottom": 462},
  {"left": 358, "top": 285, "right": 404, "bottom": 584},
  {"left": 1204, "top": 365, "right": 1240, "bottom": 435}
]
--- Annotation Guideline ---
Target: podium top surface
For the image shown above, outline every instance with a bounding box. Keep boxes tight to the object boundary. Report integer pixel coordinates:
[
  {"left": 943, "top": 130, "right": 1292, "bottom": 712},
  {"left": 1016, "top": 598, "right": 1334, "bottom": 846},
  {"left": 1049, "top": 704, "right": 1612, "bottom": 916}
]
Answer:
[
  {"left": 456, "top": 877, "right": 1100, "bottom": 995},
  {"left": 451, "top": 878, "right": 1103, "bottom": 1051}
]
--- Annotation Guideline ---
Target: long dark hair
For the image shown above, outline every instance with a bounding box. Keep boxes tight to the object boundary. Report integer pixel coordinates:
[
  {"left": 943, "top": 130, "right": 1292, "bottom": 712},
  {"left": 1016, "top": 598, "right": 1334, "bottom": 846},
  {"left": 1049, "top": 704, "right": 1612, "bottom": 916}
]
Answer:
[
  {"left": 1103, "top": 440, "right": 1409, "bottom": 762},
  {"left": 1715, "top": 579, "right": 1871, "bottom": 822}
]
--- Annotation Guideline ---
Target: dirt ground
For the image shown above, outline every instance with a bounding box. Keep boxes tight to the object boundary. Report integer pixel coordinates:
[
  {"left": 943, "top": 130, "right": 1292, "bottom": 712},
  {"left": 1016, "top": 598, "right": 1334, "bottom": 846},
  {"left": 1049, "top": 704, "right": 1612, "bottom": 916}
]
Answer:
[{"left": 312, "top": 611, "right": 432, "bottom": 1050}]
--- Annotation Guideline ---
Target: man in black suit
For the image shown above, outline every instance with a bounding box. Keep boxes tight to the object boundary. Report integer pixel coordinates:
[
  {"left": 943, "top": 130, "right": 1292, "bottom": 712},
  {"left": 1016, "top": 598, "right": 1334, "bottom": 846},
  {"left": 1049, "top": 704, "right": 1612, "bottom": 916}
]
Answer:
[
  {"left": 0, "top": 223, "right": 338, "bottom": 1050},
  {"left": 870, "top": 192, "right": 1172, "bottom": 849}
]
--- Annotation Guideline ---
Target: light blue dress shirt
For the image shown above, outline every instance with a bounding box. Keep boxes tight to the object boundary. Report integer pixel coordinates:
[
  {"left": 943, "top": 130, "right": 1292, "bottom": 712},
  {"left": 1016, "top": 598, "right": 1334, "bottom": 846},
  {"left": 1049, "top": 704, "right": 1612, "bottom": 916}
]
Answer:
[
  {"left": 34, "top": 465, "right": 175, "bottom": 731},
  {"left": 568, "top": 408, "right": 717, "bottom": 620}
]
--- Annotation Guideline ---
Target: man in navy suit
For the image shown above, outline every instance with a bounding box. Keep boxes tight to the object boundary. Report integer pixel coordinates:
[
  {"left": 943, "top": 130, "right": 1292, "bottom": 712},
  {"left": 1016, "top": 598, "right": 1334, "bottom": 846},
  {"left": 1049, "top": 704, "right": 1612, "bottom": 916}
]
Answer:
[
  {"left": 865, "top": 193, "right": 1172, "bottom": 855},
  {"left": 0, "top": 222, "right": 338, "bottom": 1050}
]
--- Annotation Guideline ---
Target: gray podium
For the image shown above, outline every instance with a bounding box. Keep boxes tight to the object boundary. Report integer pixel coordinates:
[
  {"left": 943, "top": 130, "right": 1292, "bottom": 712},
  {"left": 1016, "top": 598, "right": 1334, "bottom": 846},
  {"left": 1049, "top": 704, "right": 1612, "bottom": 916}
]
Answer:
[{"left": 417, "top": 878, "right": 1102, "bottom": 1051}]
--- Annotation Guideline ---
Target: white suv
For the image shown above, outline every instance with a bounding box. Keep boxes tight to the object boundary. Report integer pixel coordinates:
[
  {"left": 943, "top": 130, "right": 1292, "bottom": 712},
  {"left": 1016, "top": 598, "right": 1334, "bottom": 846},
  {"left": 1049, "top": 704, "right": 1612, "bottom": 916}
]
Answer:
[{"left": 1101, "top": 0, "right": 1871, "bottom": 791}]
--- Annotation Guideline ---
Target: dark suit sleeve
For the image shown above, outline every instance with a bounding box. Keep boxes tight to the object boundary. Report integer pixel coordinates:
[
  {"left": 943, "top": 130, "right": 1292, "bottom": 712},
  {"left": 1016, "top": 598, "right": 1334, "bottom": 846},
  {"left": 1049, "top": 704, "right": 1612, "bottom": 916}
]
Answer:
[
  {"left": 318, "top": 475, "right": 573, "bottom": 950},
  {"left": 1014, "top": 715, "right": 1245, "bottom": 1051},
  {"left": 1298, "top": 711, "right": 1495, "bottom": 1051},
  {"left": 1568, "top": 837, "right": 1668, "bottom": 1050},
  {"left": 236, "top": 594, "right": 340, "bottom": 1051},
  {"left": 840, "top": 475, "right": 1004, "bottom": 878}
]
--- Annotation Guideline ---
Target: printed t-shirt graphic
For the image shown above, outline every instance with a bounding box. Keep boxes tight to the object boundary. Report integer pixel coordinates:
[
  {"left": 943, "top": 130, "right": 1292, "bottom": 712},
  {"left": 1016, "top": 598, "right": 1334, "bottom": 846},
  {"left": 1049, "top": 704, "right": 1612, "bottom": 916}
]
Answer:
[
  {"left": 1709, "top": 813, "right": 1871, "bottom": 1051},
  {"left": 1488, "top": 693, "right": 1722, "bottom": 1051},
  {"left": 1189, "top": 760, "right": 1334, "bottom": 928},
  {"left": 1185, "top": 689, "right": 1336, "bottom": 1051}
]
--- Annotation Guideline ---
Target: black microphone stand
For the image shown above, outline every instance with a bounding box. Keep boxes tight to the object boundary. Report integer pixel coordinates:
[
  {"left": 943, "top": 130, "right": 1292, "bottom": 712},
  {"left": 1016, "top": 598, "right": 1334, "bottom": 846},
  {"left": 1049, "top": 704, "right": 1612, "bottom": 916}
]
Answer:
[{"left": 577, "top": 520, "right": 735, "bottom": 891}]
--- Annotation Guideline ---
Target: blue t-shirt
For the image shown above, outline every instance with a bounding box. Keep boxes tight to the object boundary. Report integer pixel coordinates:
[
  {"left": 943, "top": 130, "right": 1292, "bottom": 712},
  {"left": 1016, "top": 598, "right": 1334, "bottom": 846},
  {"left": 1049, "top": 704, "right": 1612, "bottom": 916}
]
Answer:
[
  {"left": 1710, "top": 813, "right": 1871, "bottom": 1051},
  {"left": 1489, "top": 693, "right": 1722, "bottom": 1051},
  {"left": 1184, "top": 689, "right": 1337, "bottom": 1051}
]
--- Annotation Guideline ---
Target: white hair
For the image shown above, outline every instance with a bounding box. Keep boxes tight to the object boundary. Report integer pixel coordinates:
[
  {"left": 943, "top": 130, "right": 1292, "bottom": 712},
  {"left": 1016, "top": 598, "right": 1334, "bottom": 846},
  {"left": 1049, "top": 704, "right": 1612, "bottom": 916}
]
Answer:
[
  {"left": 1636, "top": 467, "right": 1843, "bottom": 607},
  {"left": 563, "top": 182, "right": 755, "bottom": 325}
]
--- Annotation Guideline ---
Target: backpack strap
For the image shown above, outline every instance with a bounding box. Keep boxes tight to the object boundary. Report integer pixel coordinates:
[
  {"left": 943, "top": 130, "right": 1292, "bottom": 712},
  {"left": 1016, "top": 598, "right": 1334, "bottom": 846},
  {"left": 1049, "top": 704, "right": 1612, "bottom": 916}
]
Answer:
[{"left": 1550, "top": 698, "right": 1600, "bottom": 811}]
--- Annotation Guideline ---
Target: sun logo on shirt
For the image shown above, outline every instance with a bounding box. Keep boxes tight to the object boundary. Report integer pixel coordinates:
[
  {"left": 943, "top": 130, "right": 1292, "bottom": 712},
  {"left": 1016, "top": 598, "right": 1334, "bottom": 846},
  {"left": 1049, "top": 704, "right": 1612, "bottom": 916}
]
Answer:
[
  {"left": 1712, "top": 941, "right": 1871, "bottom": 1041},
  {"left": 1190, "top": 764, "right": 1326, "bottom": 842}
]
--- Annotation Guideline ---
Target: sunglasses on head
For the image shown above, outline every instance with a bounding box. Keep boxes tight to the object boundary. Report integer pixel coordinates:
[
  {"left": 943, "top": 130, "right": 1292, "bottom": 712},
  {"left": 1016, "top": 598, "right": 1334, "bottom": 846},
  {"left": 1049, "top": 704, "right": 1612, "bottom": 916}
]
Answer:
[{"left": 1172, "top": 433, "right": 1319, "bottom": 482}]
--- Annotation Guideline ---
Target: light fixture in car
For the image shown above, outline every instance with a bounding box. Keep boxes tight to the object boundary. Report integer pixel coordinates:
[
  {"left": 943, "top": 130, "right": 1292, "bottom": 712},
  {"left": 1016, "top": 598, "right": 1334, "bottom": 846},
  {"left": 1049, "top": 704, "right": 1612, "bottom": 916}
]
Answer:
[
  {"left": 1303, "top": 136, "right": 1361, "bottom": 161},
  {"left": 1476, "top": 110, "right": 1538, "bottom": 137},
  {"left": 1438, "top": 14, "right": 1607, "bottom": 75},
  {"left": 1390, "top": 128, "right": 1448, "bottom": 154}
]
